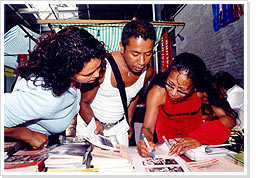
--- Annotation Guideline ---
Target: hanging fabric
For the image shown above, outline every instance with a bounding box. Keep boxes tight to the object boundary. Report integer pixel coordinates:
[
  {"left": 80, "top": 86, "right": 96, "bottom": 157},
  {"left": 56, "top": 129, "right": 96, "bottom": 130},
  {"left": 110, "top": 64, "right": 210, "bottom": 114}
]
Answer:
[
  {"left": 53, "top": 24, "right": 164, "bottom": 52},
  {"left": 212, "top": 4, "right": 244, "bottom": 32},
  {"left": 160, "top": 31, "right": 173, "bottom": 72},
  {"left": 232, "top": 4, "right": 244, "bottom": 21}
]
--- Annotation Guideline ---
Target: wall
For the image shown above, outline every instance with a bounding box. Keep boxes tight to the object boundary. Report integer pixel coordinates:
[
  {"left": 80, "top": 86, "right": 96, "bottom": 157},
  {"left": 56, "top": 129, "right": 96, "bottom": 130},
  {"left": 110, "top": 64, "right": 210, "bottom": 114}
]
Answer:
[{"left": 175, "top": 4, "right": 244, "bottom": 88}]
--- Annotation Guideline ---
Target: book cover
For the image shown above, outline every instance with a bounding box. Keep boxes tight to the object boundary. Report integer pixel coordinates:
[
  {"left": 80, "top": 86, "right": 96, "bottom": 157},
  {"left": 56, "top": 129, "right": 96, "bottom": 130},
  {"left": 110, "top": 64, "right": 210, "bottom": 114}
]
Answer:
[
  {"left": 4, "top": 148, "right": 49, "bottom": 172},
  {"left": 227, "top": 152, "right": 244, "bottom": 167}
]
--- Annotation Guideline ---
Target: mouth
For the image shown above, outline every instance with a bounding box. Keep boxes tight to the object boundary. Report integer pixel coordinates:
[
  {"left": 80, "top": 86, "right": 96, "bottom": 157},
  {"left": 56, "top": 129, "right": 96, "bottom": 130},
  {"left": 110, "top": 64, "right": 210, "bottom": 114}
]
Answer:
[
  {"left": 134, "top": 67, "right": 144, "bottom": 72},
  {"left": 87, "top": 79, "right": 97, "bottom": 83}
]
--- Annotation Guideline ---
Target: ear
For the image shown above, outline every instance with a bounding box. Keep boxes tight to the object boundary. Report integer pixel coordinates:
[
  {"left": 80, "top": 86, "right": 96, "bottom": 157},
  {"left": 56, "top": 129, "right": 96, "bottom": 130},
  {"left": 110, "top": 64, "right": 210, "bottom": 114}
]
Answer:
[{"left": 119, "top": 42, "right": 125, "bottom": 54}]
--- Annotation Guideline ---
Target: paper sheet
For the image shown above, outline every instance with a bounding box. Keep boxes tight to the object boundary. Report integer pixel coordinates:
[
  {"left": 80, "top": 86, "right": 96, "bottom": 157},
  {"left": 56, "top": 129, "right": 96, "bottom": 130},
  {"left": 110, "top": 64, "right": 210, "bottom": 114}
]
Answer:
[
  {"left": 130, "top": 143, "right": 189, "bottom": 172},
  {"left": 83, "top": 117, "right": 118, "bottom": 151}
]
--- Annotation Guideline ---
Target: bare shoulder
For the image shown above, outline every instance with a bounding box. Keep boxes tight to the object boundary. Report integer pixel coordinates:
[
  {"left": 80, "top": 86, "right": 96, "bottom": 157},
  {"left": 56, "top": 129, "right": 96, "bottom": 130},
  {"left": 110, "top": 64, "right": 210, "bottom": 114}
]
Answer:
[
  {"left": 147, "top": 85, "right": 166, "bottom": 105},
  {"left": 110, "top": 51, "right": 122, "bottom": 63}
]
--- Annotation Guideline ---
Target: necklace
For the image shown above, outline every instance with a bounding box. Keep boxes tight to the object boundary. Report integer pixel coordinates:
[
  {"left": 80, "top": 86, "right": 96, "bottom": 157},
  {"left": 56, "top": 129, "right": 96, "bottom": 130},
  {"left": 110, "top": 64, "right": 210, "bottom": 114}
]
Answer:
[{"left": 128, "top": 71, "right": 131, "bottom": 77}]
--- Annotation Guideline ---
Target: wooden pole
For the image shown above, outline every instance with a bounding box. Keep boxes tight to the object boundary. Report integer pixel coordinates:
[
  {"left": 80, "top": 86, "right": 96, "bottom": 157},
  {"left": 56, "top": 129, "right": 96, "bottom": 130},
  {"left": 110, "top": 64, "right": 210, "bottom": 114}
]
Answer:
[{"left": 37, "top": 19, "right": 185, "bottom": 26}]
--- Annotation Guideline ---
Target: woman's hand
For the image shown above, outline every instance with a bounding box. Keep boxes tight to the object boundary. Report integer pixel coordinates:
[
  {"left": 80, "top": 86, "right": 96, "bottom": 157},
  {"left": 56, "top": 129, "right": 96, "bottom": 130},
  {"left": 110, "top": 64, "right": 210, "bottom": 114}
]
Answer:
[
  {"left": 94, "top": 120, "right": 104, "bottom": 134},
  {"left": 27, "top": 131, "right": 49, "bottom": 149},
  {"left": 169, "top": 137, "right": 201, "bottom": 156},
  {"left": 137, "top": 138, "right": 156, "bottom": 158}
]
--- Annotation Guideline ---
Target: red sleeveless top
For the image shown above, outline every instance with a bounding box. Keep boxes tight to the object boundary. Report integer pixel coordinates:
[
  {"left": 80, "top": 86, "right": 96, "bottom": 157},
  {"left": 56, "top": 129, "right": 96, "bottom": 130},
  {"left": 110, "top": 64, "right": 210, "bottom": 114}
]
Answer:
[{"left": 156, "top": 91, "right": 203, "bottom": 141}]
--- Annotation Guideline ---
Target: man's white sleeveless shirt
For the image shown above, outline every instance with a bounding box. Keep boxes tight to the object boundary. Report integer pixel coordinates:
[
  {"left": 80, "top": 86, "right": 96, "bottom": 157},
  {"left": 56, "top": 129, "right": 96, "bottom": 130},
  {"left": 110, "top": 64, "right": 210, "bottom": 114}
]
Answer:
[{"left": 90, "top": 59, "right": 147, "bottom": 123}]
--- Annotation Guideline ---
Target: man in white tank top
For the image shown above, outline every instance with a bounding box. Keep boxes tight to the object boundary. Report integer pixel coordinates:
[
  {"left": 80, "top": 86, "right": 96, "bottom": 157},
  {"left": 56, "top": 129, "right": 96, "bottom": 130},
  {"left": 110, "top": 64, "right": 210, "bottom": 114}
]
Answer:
[{"left": 78, "top": 20, "right": 156, "bottom": 146}]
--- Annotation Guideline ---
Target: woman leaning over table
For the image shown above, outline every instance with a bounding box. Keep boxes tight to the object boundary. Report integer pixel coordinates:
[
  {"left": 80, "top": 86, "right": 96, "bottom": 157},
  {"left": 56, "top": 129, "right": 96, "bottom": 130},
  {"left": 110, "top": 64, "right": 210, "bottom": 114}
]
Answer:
[
  {"left": 137, "top": 52, "right": 238, "bottom": 157},
  {"left": 4, "top": 26, "right": 107, "bottom": 149}
]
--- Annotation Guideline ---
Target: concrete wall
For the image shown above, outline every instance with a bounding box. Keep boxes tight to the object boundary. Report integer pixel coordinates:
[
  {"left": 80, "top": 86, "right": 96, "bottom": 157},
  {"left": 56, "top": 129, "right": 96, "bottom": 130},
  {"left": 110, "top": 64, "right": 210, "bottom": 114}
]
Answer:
[{"left": 175, "top": 4, "right": 244, "bottom": 88}]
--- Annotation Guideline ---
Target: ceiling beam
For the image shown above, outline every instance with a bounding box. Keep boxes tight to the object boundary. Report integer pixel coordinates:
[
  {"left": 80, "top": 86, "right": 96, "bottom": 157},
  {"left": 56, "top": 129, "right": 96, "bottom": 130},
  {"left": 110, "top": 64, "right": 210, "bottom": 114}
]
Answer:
[{"left": 37, "top": 19, "right": 185, "bottom": 26}]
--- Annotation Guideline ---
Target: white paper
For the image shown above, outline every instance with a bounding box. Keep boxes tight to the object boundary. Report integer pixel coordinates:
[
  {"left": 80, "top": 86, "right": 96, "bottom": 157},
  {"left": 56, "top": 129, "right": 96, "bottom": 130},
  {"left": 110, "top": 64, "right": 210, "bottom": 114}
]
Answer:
[
  {"left": 83, "top": 117, "right": 118, "bottom": 151},
  {"left": 130, "top": 143, "right": 189, "bottom": 172}
]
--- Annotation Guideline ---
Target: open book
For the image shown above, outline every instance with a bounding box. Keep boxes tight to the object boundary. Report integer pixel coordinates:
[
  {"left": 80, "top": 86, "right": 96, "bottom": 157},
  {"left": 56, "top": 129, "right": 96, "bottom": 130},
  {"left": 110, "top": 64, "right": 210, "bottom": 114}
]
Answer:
[{"left": 83, "top": 117, "right": 118, "bottom": 151}]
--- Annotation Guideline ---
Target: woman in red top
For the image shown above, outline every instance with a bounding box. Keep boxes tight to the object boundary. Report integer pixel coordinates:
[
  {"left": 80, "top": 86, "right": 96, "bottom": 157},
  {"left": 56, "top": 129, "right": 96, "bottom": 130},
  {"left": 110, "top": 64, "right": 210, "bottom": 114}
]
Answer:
[{"left": 137, "top": 52, "right": 237, "bottom": 157}]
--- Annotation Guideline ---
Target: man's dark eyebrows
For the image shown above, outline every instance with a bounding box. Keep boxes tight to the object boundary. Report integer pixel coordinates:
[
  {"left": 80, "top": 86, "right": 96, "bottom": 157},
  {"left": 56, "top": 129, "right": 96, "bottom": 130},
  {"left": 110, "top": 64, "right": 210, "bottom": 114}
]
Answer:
[
  {"left": 130, "top": 50, "right": 140, "bottom": 53},
  {"left": 146, "top": 49, "right": 153, "bottom": 53}
]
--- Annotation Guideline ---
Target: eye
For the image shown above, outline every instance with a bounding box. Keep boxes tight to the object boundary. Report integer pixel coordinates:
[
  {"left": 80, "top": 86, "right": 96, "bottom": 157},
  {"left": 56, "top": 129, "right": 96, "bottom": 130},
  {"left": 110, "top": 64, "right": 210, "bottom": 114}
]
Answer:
[
  {"left": 145, "top": 52, "right": 152, "bottom": 56},
  {"left": 132, "top": 53, "right": 139, "bottom": 57}
]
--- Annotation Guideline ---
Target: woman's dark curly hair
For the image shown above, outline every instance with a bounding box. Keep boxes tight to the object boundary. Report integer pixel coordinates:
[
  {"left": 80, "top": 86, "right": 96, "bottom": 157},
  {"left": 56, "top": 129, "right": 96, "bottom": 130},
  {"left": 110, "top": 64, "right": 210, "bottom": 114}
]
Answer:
[
  {"left": 18, "top": 26, "right": 107, "bottom": 97},
  {"left": 121, "top": 20, "right": 156, "bottom": 47},
  {"left": 151, "top": 52, "right": 238, "bottom": 122}
]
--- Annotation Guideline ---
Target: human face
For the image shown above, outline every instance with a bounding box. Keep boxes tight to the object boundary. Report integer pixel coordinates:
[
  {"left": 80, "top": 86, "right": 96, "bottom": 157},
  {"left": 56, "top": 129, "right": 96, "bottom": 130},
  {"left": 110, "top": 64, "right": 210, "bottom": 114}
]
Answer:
[
  {"left": 72, "top": 58, "right": 102, "bottom": 83},
  {"left": 166, "top": 70, "right": 194, "bottom": 103},
  {"left": 120, "top": 37, "right": 154, "bottom": 74}
]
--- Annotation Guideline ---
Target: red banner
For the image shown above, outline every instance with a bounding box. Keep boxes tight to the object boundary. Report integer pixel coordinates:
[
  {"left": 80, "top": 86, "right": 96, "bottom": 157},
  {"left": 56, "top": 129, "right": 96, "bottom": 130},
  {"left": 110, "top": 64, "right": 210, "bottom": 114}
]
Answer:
[{"left": 160, "top": 31, "right": 173, "bottom": 72}]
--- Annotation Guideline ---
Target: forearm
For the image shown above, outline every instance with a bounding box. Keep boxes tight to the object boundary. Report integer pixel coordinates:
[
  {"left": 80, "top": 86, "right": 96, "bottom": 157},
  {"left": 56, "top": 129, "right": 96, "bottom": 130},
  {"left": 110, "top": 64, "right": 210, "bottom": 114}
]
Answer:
[
  {"left": 5, "top": 127, "right": 34, "bottom": 143},
  {"left": 219, "top": 116, "right": 236, "bottom": 129},
  {"left": 79, "top": 102, "right": 95, "bottom": 124}
]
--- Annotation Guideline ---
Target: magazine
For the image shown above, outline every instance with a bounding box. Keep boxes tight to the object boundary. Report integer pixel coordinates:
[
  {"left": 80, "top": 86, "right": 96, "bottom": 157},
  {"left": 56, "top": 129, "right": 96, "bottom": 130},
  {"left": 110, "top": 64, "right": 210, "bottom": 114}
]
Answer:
[{"left": 82, "top": 117, "right": 118, "bottom": 151}]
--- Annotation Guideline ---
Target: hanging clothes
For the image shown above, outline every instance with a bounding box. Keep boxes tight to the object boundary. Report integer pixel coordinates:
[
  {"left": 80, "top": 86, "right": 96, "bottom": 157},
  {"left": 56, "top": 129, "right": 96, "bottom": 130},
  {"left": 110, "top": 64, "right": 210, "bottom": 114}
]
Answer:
[{"left": 212, "top": 4, "right": 243, "bottom": 32}]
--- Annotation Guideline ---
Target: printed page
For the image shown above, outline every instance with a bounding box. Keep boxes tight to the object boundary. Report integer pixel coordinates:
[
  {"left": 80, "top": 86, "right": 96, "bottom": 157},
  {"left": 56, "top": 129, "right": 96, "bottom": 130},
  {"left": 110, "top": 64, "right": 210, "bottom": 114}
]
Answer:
[
  {"left": 83, "top": 117, "right": 118, "bottom": 151},
  {"left": 132, "top": 154, "right": 189, "bottom": 172},
  {"left": 131, "top": 142, "right": 189, "bottom": 172}
]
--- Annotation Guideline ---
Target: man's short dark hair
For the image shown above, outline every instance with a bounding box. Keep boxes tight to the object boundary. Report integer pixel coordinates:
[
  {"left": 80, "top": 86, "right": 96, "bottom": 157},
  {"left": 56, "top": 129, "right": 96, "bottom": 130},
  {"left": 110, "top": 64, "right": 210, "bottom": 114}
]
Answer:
[{"left": 121, "top": 20, "right": 156, "bottom": 47}]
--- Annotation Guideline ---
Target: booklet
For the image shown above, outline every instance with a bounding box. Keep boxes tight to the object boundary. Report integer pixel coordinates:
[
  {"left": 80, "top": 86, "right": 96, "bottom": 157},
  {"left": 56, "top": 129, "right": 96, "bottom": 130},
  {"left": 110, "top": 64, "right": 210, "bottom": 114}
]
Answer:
[{"left": 83, "top": 117, "right": 118, "bottom": 151}]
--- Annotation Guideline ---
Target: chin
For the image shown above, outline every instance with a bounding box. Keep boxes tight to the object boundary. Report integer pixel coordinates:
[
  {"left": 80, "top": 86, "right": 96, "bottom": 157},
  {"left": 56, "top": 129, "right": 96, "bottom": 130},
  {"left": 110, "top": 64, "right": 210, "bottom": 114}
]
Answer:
[
  {"left": 169, "top": 97, "right": 186, "bottom": 104},
  {"left": 132, "top": 70, "right": 142, "bottom": 76}
]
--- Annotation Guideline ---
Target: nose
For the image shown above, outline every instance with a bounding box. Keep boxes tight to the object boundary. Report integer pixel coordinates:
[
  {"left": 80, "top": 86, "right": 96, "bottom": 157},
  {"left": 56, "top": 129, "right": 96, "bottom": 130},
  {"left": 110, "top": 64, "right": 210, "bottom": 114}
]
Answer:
[
  {"left": 92, "top": 68, "right": 100, "bottom": 78},
  {"left": 138, "top": 55, "right": 146, "bottom": 66},
  {"left": 171, "top": 87, "right": 179, "bottom": 96}
]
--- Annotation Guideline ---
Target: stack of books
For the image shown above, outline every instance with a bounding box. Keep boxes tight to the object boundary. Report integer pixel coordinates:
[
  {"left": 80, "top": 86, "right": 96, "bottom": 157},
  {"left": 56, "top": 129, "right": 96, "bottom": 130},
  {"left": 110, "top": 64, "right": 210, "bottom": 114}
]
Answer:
[
  {"left": 45, "top": 142, "right": 89, "bottom": 171},
  {"left": 90, "top": 145, "right": 134, "bottom": 172}
]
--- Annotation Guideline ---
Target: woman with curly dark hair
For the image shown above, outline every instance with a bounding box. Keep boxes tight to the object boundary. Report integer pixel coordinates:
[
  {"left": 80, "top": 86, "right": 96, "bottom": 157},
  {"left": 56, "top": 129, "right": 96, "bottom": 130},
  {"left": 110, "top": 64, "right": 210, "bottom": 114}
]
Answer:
[{"left": 4, "top": 26, "right": 107, "bottom": 149}]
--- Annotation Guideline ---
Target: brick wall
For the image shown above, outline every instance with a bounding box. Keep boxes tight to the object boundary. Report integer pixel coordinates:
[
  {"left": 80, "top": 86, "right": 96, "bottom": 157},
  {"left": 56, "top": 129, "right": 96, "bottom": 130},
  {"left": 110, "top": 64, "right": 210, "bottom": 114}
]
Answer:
[{"left": 175, "top": 4, "right": 244, "bottom": 88}]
